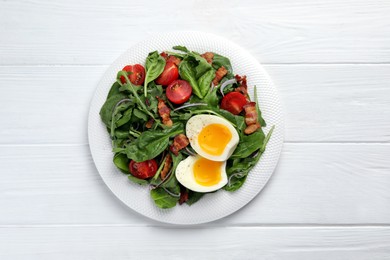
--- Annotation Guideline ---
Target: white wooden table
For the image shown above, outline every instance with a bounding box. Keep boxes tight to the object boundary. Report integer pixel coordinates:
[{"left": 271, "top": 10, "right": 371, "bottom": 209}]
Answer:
[{"left": 1, "top": 0, "right": 389, "bottom": 259}]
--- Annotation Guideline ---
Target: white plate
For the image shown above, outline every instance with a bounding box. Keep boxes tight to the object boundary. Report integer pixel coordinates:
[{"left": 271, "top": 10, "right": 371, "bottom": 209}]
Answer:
[{"left": 88, "top": 31, "right": 284, "bottom": 225}]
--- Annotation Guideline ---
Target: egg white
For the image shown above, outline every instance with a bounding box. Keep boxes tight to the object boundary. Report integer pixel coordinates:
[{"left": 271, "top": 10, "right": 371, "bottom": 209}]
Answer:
[
  {"left": 175, "top": 155, "right": 228, "bottom": 193},
  {"left": 186, "top": 115, "right": 239, "bottom": 161}
]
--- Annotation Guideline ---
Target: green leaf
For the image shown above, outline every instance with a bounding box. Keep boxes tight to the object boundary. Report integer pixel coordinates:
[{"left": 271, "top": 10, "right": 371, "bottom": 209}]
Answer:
[
  {"left": 198, "top": 68, "right": 215, "bottom": 97},
  {"left": 231, "top": 130, "right": 265, "bottom": 159},
  {"left": 212, "top": 53, "right": 233, "bottom": 73},
  {"left": 172, "top": 45, "right": 189, "bottom": 53},
  {"left": 178, "top": 52, "right": 215, "bottom": 99},
  {"left": 186, "top": 191, "right": 204, "bottom": 206},
  {"left": 113, "top": 153, "right": 129, "bottom": 173},
  {"left": 144, "top": 51, "right": 166, "bottom": 96},
  {"left": 99, "top": 93, "right": 127, "bottom": 128},
  {"left": 133, "top": 108, "right": 148, "bottom": 122},
  {"left": 114, "top": 129, "right": 129, "bottom": 139},
  {"left": 124, "top": 123, "right": 184, "bottom": 162},
  {"left": 150, "top": 188, "right": 178, "bottom": 209},
  {"left": 107, "top": 82, "right": 122, "bottom": 99},
  {"left": 128, "top": 175, "right": 149, "bottom": 185},
  {"left": 179, "top": 57, "right": 201, "bottom": 97},
  {"left": 115, "top": 108, "right": 133, "bottom": 127}
]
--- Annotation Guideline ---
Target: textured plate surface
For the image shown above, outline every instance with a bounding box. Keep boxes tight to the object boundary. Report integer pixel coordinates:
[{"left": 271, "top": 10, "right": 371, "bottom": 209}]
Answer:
[{"left": 88, "top": 31, "right": 284, "bottom": 225}]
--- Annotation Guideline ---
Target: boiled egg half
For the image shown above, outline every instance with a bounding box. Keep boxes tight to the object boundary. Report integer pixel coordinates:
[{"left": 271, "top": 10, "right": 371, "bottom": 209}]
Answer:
[
  {"left": 175, "top": 155, "right": 228, "bottom": 193},
  {"left": 186, "top": 115, "right": 239, "bottom": 161}
]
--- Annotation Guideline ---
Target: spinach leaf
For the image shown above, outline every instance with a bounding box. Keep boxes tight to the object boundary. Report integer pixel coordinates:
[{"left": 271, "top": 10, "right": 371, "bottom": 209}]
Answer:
[
  {"left": 107, "top": 82, "right": 122, "bottom": 99},
  {"left": 178, "top": 52, "right": 215, "bottom": 99},
  {"left": 123, "top": 123, "right": 184, "bottom": 162},
  {"left": 197, "top": 68, "right": 215, "bottom": 97},
  {"left": 144, "top": 51, "right": 166, "bottom": 97},
  {"left": 99, "top": 93, "right": 127, "bottom": 128},
  {"left": 186, "top": 191, "right": 204, "bottom": 206},
  {"left": 202, "top": 86, "right": 219, "bottom": 107},
  {"left": 225, "top": 175, "right": 247, "bottom": 192},
  {"left": 128, "top": 175, "right": 149, "bottom": 185},
  {"left": 231, "top": 130, "right": 265, "bottom": 159},
  {"left": 225, "top": 126, "right": 274, "bottom": 192},
  {"left": 212, "top": 53, "right": 233, "bottom": 73},
  {"left": 150, "top": 187, "right": 178, "bottom": 209},
  {"left": 172, "top": 45, "right": 189, "bottom": 53},
  {"left": 113, "top": 153, "right": 129, "bottom": 173},
  {"left": 179, "top": 57, "right": 200, "bottom": 97}
]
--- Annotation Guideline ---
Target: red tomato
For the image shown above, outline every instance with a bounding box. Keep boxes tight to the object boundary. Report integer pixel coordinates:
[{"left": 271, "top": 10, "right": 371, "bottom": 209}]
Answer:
[
  {"left": 166, "top": 80, "right": 193, "bottom": 104},
  {"left": 120, "top": 64, "right": 146, "bottom": 86},
  {"left": 129, "top": 159, "right": 158, "bottom": 179},
  {"left": 155, "top": 62, "right": 179, "bottom": 86},
  {"left": 220, "top": 92, "right": 248, "bottom": 115}
]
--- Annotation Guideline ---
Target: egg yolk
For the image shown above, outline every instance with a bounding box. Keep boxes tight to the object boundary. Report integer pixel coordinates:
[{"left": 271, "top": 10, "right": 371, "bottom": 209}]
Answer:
[
  {"left": 193, "top": 157, "right": 223, "bottom": 186},
  {"left": 198, "top": 124, "right": 232, "bottom": 156}
]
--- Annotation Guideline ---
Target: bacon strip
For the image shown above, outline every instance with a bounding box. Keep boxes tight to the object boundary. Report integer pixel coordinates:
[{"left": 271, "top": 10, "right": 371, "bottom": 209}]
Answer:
[
  {"left": 201, "top": 52, "right": 214, "bottom": 64},
  {"left": 157, "top": 98, "right": 173, "bottom": 127},
  {"left": 145, "top": 118, "right": 154, "bottom": 129},
  {"left": 179, "top": 186, "right": 188, "bottom": 205},
  {"left": 167, "top": 56, "right": 181, "bottom": 66},
  {"left": 169, "top": 134, "right": 189, "bottom": 156},
  {"left": 234, "top": 75, "right": 249, "bottom": 100},
  {"left": 160, "top": 52, "right": 181, "bottom": 66},
  {"left": 160, "top": 153, "right": 172, "bottom": 180},
  {"left": 243, "top": 102, "right": 261, "bottom": 134},
  {"left": 160, "top": 52, "right": 169, "bottom": 60},
  {"left": 212, "top": 66, "right": 228, "bottom": 85}
]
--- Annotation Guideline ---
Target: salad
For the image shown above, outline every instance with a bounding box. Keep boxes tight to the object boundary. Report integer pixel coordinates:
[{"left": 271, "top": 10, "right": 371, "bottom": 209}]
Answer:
[{"left": 99, "top": 46, "right": 273, "bottom": 209}]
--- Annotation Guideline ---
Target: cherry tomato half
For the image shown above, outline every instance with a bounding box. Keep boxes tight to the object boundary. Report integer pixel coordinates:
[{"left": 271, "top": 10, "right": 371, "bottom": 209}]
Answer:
[
  {"left": 155, "top": 62, "right": 179, "bottom": 86},
  {"left": 129, "top": 159, "right": 158, "bottom": 179},
  {"left": 166, "top": 80, "right": 193, "bottom": 104},
  {"left": 220, "top": 92, "right": 248, "bottom": 115},
  {"left": 120, "top": 64, "right": 146, "bottom": 86}
]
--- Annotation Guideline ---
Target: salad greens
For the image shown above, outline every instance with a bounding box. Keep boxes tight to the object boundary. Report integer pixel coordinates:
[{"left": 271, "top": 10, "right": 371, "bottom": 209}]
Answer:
[{"left": 99, "top": 46, "right": 273, "bottom": 209}]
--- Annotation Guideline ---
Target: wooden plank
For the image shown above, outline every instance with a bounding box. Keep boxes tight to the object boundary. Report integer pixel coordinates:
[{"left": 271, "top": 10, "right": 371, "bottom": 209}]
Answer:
[
  {"left": 0, "top": 65, "right": 389, "bottom": 144},
  {"left": 0, "top": 0, "right": 389, "bottom": 65},
  {"left": 0, "top": 144, "right": 389, "bottom": 225},
  {"left": 0, "top": 226, "right": 389, "bottom": 259}
]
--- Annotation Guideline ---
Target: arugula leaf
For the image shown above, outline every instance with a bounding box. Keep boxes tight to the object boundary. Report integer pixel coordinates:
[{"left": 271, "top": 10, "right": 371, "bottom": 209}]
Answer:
[
  {"left": 144, "top": 51, "right": 166, "bottom": 97},
  {"left": 114, "top": 129, "right": 130, "bottom": 139},
  {"left": 133, "top": 108, "right": 148, "bottom": 122},
  {"left": 150, "top": 187, "right": 178, "bottom": 209},
  {"left": 115, "top": 108, "right": 133, "bottom": 127}
]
